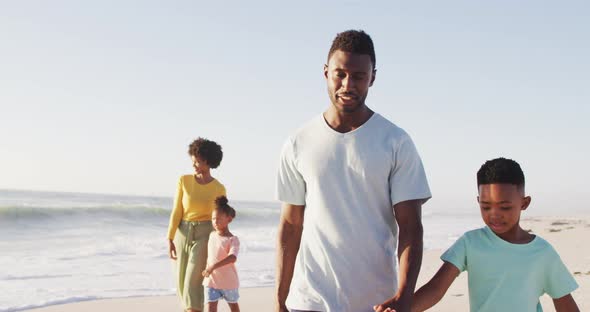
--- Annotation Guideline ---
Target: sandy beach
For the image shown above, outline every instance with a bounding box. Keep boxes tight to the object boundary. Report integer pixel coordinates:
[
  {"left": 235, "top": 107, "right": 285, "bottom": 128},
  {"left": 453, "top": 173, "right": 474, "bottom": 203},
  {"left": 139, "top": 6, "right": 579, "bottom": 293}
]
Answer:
[
  {"left": 27, "top": 216, "right": 589, "bottom": 312},
  {"left": 26, "top": 287, "right": 273, "bottom": 312}
]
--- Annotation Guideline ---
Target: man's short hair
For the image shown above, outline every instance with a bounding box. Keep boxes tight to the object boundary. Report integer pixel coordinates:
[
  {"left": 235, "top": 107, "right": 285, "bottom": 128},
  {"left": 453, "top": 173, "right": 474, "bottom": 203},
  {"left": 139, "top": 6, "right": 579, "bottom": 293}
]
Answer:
[
  {"left": 328, "top": 30, "right": 376, "bottom": 70},
  {"left": 477, "top": 157, "right": 525, "bottom": 188}
]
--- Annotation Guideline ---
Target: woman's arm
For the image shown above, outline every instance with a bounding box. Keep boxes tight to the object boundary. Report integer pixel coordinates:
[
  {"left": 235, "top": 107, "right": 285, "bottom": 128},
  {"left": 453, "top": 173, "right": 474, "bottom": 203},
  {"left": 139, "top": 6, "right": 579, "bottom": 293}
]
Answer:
[
  {"left": 411, "top": 261, "right": 460, "bottom": 312},
  {"left": 167, "top": 177, "right": 184, "bottom": 259},
  {"left": 167, "top": 177, "right": 184, "bottom": 241}
]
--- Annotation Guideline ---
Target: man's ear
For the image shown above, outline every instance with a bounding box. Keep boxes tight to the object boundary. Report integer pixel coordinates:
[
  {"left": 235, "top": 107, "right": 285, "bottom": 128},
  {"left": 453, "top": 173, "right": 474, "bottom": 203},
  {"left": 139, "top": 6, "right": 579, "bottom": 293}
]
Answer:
[
  {"left": 370, "top": 68, "right": 376, "bottom": 86},
  {"left": 324, "top": 64, "right": 329, "bottom": 79},
  {"left": 521, "top": 196, "right": 532, "bottom": 211}
]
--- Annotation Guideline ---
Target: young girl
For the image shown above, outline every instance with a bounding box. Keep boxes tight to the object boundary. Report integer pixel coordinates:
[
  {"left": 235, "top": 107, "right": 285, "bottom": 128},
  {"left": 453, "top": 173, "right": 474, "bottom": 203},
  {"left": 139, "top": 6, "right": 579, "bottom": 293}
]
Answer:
[{"left": 202, "top": 196, "right": 240, "bottom": 312}]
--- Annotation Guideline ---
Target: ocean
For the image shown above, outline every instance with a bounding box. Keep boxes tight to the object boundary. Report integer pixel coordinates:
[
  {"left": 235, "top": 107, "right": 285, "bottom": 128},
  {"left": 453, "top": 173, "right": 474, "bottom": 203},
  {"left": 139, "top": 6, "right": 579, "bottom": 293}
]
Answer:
[{"left": 0, "top": 189, "right": 482, "bottom": 311}]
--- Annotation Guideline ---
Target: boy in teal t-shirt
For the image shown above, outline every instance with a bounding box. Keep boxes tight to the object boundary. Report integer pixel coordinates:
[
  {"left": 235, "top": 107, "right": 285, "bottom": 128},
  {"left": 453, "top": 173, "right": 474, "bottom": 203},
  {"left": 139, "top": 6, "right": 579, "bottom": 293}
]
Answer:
[{"left": 410, "top": 157, "right": 579, "bottom": 312}]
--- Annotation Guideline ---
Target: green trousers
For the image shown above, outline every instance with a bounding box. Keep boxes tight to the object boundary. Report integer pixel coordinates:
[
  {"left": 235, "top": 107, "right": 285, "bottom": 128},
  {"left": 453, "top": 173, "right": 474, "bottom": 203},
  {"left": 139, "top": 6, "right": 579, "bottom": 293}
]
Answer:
[{"left": 174, "top": 220, "right": 213, "bottom": 311}]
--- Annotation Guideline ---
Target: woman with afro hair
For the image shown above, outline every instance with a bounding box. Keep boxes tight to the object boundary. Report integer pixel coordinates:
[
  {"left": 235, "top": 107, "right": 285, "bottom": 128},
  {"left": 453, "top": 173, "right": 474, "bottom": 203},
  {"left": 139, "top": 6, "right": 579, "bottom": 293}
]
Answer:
[{"left": 166, "top": 137, "right": 226, "bottom": 312}]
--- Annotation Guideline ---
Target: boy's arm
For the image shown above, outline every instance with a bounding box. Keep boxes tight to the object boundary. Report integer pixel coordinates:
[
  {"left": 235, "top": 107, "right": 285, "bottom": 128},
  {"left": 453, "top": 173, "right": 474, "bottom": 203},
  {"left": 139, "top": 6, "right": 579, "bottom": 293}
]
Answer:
[
  {"left": 411, "top": 262, "right": 460, "bottom": 312},
  {"left": 553, "top": 294, "right": 580, "bottom": 312}
]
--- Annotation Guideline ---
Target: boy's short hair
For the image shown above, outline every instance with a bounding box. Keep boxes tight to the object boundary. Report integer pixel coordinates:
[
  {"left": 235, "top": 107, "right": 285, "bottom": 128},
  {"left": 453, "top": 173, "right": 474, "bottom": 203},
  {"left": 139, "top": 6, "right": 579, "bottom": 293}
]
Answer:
[
  {"left": 215, "top": 196, "right": 236, "bottom": 218},
  {"left": 328, "top": 30, "right": 376, "bottom": 70},
  {"left": 477, "top": 157, "right": 525, "bottom": 188},
  {"left": 188, "top": 137, "right": 223, "bottom": 169}
]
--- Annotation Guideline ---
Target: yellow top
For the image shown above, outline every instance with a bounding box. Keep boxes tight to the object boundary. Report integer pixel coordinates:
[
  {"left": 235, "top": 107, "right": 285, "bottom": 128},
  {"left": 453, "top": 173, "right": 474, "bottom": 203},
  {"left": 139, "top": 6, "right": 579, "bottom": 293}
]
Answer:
[{"left": 167, "top": 174, "right": 226, "bottom": 240}]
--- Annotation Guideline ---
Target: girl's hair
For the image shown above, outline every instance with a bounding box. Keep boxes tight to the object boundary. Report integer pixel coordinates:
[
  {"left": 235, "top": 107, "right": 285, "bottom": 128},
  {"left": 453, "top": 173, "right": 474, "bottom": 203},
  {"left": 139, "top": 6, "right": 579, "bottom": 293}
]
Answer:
[{"left": 215, "top": 196, "right": 236, "bottom": 218}]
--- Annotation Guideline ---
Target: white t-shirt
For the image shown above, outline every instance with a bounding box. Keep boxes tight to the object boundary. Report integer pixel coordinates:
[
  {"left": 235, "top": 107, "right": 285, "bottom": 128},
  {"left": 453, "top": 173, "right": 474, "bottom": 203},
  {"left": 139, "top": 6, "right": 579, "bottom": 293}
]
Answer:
[{"left": 276, "top": 113, "right": 431, "bottom": 312}]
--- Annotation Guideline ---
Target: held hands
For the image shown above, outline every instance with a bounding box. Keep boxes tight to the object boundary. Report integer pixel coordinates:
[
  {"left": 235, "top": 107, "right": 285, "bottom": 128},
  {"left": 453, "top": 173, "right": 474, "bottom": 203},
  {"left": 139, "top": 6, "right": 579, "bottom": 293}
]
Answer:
[
  {"left": 373, "top": 307, "right": 397, "bottom": 312},
  {"left": 373, "top": 294, "right": 410, "bottom": 312},
  {"left": 202, "top": 266, "right": 214, "bottom": 277},
  {"left": 168, "top": 240, "right": 177, "bottom": 260}
]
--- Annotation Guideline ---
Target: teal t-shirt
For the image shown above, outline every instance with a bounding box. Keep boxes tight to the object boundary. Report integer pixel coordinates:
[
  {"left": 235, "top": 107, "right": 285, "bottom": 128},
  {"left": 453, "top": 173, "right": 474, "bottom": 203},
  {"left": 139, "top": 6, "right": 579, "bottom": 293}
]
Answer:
[{"left": 442, "top": 226, "right": 578, "bottom": 312}]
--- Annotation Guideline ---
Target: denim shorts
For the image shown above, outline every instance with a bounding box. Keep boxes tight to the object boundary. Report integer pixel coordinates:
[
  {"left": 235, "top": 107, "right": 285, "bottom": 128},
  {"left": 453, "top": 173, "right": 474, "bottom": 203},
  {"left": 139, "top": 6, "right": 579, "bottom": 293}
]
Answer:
[{"left": 205, "top": 287, "right": 240, "bottom": 303}]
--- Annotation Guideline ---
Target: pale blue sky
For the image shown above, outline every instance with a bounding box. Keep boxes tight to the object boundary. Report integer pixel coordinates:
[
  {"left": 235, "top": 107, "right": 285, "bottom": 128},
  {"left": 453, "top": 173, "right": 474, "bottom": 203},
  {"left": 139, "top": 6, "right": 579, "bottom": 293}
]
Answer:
[{"left": 1, "top": 1, "right": 588, "bottom": 214}]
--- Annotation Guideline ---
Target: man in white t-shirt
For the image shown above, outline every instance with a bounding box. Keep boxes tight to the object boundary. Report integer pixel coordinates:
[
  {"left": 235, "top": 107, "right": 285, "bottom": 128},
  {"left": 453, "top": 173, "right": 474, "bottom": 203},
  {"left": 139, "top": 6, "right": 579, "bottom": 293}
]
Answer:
[{"left": 275, "top": 30, "right": 432, "bottom": 312}]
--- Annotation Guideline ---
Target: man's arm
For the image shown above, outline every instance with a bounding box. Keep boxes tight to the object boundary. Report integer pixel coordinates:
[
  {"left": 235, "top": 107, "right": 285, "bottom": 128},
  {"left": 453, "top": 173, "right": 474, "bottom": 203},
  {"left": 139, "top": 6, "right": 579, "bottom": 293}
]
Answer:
[
  {"left": 276, "top": 203, "right": 305, "bottom": 312},
  {"left": 374, "top": 199, "right": 424, "bottom": 312},
  {"left": 553, "top": 294, "right": 580, "bottom": 312}
]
